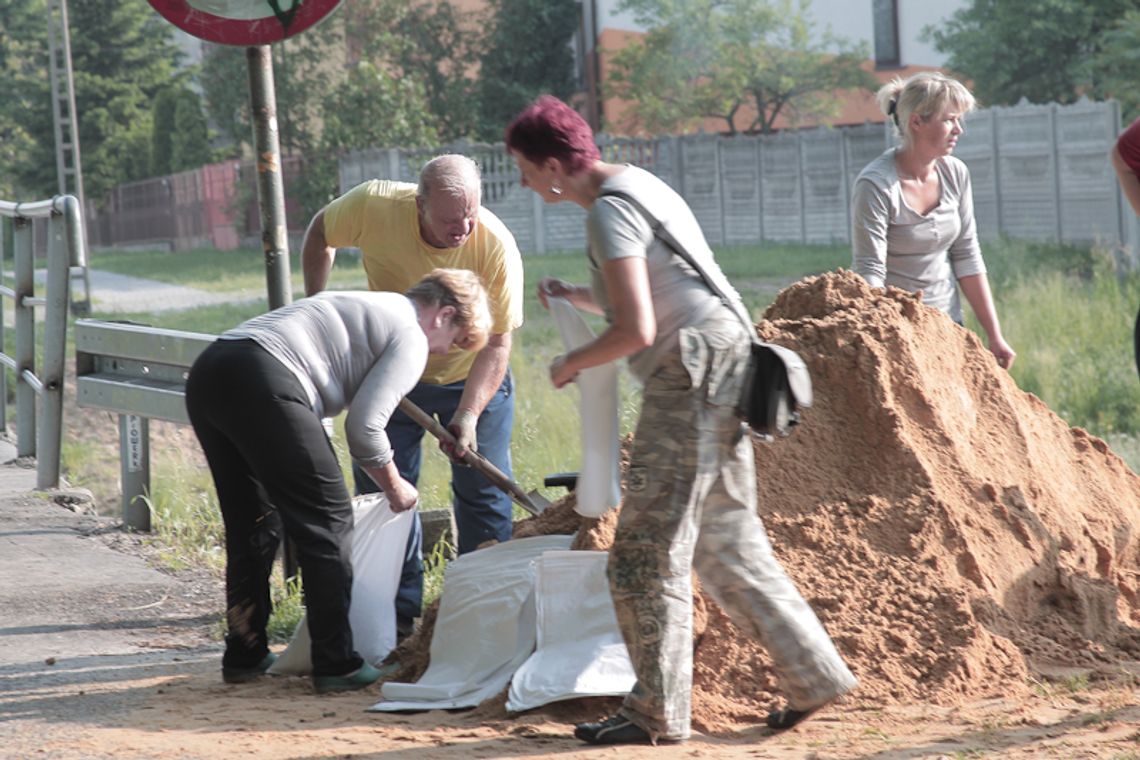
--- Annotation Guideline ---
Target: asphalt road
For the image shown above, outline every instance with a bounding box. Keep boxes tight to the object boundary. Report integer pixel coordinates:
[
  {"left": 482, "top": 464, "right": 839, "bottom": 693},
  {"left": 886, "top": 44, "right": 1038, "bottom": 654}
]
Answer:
[{"left": 0, "top": 435, "right": 221, "bottom": 737}]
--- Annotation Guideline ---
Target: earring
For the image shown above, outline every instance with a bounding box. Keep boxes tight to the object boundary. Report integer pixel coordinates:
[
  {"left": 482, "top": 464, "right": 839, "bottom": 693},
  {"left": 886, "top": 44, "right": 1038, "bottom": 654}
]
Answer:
[{"left": 550, "top": 185, "right": 562, "bottom": 196}]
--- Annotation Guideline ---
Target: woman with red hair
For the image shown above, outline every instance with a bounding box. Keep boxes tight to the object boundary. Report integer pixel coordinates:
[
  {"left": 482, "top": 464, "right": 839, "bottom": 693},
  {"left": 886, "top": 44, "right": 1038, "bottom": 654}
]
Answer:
[{"left": 505, "top": 96, "right": 856, "bottom": 746}]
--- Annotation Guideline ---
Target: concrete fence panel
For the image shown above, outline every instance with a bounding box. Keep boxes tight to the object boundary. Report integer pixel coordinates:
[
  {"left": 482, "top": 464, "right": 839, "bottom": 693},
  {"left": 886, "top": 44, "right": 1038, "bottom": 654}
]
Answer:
[{"left": 333, "top": 100, "right": 1130, "bottom": 254}]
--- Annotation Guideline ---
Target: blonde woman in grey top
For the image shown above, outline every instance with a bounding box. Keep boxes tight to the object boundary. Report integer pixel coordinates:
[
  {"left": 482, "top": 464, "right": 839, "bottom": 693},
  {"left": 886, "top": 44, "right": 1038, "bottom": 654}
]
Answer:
[{"left": 852, "top": 72, "right": 1015, "bottom": 369}]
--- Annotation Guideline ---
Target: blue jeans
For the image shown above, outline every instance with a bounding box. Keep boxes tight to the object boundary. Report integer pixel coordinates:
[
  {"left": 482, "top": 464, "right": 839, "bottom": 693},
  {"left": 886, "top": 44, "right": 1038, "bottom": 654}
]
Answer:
[{"left": 353, "top": 371, "right": 515, "bottom": 628}]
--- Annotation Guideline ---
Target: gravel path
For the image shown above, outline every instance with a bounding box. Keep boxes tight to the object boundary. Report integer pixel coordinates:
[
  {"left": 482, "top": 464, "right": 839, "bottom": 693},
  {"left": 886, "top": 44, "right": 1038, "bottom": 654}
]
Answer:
[{"left": 85, "top": 270, "right": 260, "bottom": 313}]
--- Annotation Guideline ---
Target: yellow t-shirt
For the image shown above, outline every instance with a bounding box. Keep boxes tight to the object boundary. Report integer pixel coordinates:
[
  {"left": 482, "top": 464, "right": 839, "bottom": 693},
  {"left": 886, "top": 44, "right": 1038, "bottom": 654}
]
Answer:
[{"left": 322, "top": 180, "right": 524, "bottom": 385}]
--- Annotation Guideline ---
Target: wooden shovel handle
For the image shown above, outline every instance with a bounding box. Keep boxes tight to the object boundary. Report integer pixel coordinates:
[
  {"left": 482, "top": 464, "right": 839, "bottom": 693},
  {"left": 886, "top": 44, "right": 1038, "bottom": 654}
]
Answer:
[{"left": 397, "top": 398, "right": 542, "bottom": 516}]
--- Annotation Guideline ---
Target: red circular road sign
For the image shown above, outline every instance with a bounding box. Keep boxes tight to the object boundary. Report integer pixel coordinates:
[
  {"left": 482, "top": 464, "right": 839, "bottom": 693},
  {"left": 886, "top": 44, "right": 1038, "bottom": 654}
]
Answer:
[{"left": 148, "top": 0, "right": 341, "bottom": 46}]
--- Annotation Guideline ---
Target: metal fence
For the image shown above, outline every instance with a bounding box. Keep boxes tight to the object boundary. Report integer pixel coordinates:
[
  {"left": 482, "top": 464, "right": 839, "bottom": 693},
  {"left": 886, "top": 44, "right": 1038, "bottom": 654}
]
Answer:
[
  {"left": 0, "top": 195, "right": 84, "bottom": 489},
  {"left": 341, "top": 98, "right": 1132, "bottom": 254},
  {"left": 89, "top": 156, "right": 306, "bottom": 252}
]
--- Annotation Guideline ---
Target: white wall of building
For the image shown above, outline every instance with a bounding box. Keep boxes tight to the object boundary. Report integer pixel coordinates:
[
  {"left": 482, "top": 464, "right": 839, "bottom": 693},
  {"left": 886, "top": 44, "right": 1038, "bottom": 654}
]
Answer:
[{"left": 894, "top": 0, "right": 963, "bottom": 66}]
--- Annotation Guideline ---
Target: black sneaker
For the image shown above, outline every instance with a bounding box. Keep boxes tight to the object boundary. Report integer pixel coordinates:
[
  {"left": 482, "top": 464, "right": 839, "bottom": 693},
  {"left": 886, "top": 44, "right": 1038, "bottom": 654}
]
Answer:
[
  {"left": 221, "top": 652, "right": 277, "bottom": 684},
  {"left": 574, "top": 714, "right": 654, "bottom": 745},
  {"left": 766, "top": 700, "right": 830, "bottom": 731}
]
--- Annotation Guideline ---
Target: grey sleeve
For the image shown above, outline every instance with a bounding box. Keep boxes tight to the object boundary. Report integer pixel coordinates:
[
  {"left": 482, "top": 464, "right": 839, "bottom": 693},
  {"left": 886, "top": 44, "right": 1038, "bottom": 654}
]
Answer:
[
  {"left": 851, "top": 178, "right": 891, "bottom": 288},
  {"left": 343, "top": 329, "right": 427, "bottom": 468},
  {"left": 947, "top": 165, "right": 986, "bottom": 279},
  {"left": 588, "top": 197, "right": 655, "bottom": 263}
]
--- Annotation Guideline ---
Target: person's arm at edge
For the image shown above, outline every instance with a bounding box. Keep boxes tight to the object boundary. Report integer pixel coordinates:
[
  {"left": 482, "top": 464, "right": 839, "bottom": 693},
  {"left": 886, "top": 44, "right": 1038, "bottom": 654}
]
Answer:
[
  {"left": 537, "top": 277, "right": 603, "bottom": 315},
  {"left": 1111, "top": 145, "right": 1140, "bottom": 217},
  {"left": 959, "top": 273, "right": 1016, "bottom": 370},
  {"left": 442, "top": 331, "right": 513, "bottom": 461},
  {"left": 851, "top": 178, "right": 890, "bottom": 286},
  {"left": 550, "top": 256, "right": 655, "bottom": 388},
  {"left": 301, "top": 209, "right": 336, "bottom": 296},
  {"left": 361, "top": 460, "right": 418, "bottom": 512}
]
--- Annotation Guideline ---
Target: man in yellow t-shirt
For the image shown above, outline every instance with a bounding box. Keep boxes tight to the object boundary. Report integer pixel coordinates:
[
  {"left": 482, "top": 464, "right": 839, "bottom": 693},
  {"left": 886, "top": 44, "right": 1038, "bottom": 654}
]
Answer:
[{"left": 301, "top": 154, "right": 524, "bottom": 637}]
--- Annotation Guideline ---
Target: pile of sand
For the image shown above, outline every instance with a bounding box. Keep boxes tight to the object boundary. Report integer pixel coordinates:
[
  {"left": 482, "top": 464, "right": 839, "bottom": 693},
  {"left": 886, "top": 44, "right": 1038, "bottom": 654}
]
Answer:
[{"left": 395, "top": 269, "right": 1140, "bottom": 733}]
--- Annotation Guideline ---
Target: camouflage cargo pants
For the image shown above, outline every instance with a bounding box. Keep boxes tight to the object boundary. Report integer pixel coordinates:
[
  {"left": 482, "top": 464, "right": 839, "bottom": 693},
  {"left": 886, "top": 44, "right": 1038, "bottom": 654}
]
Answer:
[{"left": 610, "top": 313, "right": 857, "bottom": 741}]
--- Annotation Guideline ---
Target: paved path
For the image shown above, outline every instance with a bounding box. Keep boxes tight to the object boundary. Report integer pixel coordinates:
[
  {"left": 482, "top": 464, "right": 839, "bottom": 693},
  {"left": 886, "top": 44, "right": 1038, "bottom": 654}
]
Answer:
[
  {"left": 0, "top": 436, "right": 217, "bottom": 665},
  {"left": 86, "top": 270, "right": 260, "bottom": 313},
  {"left": 30, "top": 269, "right": 261, "bottom": 314}
]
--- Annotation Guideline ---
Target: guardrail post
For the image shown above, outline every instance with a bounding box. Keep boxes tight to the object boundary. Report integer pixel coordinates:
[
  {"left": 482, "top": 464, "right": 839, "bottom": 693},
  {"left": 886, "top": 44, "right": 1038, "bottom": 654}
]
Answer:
[
  {"left": 120, "top": 413, "right": 151, "bottom": 531},
  {"left": 0, "top": 217, "right": 8, "bottom": 434},
  {"left": 36, "top": 203, "right": 71, "bottom": 488},
  {"left": 12, "top": 217, "right": 35, "bottom": 458}
]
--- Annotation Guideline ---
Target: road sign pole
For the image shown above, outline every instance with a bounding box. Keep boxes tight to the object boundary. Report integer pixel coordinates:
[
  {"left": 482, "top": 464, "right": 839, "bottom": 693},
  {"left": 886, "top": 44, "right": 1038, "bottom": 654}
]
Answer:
[{"left": 246, "top": 45, "right": 292, "bottom": 312}]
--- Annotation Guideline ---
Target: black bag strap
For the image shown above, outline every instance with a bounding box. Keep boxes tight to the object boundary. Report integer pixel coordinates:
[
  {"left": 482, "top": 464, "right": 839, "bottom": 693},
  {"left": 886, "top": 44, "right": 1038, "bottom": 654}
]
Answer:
[{"left": 597, "top": 189, "right": 759, "bottom": 345}]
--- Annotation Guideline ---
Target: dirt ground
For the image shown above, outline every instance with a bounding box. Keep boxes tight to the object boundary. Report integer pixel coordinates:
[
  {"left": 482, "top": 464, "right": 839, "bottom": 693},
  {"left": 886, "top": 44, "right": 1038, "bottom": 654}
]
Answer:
[
  {"left": 11, "top": 271, "right": 1139, "bottom": 760},
  {"left": 3, "top": 615, "right": 1138, "bottom": 760}
]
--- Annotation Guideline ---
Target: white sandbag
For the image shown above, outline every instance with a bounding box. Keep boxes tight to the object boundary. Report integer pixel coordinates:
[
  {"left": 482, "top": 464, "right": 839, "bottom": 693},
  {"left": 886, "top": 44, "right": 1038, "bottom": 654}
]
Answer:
[
  {"left": 268, "top": 493, "right": 413, "bottom": 676},
  {"left": 369, "top": 534, "right": 573, "bottom": 712},
  {"left": 506, "top": 550, "right": 635, "bottom": 712},
  {"left": 547, "top": 297, "right": 622, "bottom": 518}
]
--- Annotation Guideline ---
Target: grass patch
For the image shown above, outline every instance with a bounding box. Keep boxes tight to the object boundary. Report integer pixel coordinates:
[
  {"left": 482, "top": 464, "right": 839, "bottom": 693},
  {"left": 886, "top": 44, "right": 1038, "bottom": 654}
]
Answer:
[
  {"left": 989, "top": 245, "right": 1140, "bottom": 436},
  {"left": 422, "top": 528, "right": 454, "bottom": 608},
  {"left": 142, "top": 452, "right": 225, "bottom": 573},
  {"left": 89, "top": 247, "right": 368, "bottom": 294},
  {"left": 266, "top": 576, "right": 306, "bottom": 643}
]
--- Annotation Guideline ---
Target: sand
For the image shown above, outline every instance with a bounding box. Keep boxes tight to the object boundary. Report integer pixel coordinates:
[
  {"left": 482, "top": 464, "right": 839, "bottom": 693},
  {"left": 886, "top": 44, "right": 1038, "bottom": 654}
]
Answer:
[{"left": 400, "top": 269, "right": 1140, "bottom": 732}]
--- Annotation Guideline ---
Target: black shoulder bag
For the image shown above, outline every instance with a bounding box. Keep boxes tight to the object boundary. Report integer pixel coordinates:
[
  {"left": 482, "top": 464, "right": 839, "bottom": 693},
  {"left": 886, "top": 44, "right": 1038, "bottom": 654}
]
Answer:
[{"left": 598, "top": 190, "right": 812, "bottom": 439}]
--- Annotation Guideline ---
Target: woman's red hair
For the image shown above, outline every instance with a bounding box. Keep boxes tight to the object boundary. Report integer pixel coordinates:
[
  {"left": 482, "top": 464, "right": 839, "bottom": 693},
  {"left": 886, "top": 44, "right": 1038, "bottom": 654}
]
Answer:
[{"left": 505, "top": 95, "right": 600, "bottom": 176}]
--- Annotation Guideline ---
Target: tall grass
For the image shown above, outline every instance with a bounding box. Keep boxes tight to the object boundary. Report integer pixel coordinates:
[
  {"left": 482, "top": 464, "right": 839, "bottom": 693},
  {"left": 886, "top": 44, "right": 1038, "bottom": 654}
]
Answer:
[
  {"left": 983, "top": 240, "right": 1140, "bottom": 436},
  {"left": 143, "top": 448, "right": 226, "bottom": 572}
]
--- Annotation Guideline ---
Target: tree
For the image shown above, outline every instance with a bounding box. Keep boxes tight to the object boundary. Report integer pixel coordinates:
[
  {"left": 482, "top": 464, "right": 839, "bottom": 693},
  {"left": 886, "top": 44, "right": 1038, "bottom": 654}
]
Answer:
[
  {"left": 924, "top": 0, "right": 1134, "bottom": 108},
  {"left": 151, "top": 86, "right": 181, "bottom": 176},
  {"left": 201, "top": 0, "right": 479, "bottom": 154},
  {"left": 0, "top": 0, "right": 42, "bottom": 197},
  {"left": 199, "top": 1, "right": 478, "bottom": 220},
  {"left": 297, "top": 61, "right": 439, "bottom": 216},
  {"left": 607, "top": 0, "right": 877, "bottom": 135},
  {"left": 475, "top": 0, "right": 579, "bottom": 142},
  {"left": 384, "top": 0, "right": 484, "bottom": 142},
  {"left": 4, "top": 0, "right": 185, "bottom": 199},
  {"left": 1086, "top": 10, "right": 1140, "bottom": 123},
  {"left": 199, "top": 45, "right": 248, "bottom": 155},
  {"left": 171, "top": 88, "right": 211, "bottom": 172}
]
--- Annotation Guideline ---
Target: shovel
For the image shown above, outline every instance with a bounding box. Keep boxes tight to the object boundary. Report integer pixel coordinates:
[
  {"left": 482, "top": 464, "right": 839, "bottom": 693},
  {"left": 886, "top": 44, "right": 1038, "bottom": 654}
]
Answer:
[{"left": 398, "top": 398, "right": 550, "bottom": 516}]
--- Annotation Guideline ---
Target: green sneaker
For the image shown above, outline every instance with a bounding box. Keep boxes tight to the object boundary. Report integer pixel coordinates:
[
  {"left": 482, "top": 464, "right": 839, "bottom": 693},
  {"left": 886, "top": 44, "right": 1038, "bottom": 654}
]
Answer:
[
  {"left": 313, "top": 662, "right": 382, "bottom": 694},
  {"left": 222, "top": 652, "right": 277, "bottom": 684}
]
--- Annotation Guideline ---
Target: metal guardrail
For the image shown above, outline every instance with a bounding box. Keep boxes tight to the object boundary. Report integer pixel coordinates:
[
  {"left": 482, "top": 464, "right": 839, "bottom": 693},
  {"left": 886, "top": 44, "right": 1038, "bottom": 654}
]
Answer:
[
  {"left": 74, "top": 319, "right": 215, "bottom": 530},
  {"left": 0, "top": 195, "right": 86, "bottom": 489}
]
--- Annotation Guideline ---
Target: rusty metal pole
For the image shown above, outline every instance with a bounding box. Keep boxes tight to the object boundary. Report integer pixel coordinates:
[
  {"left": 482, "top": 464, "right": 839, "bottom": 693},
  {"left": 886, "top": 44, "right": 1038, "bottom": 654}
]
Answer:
[
  {"left": 246, "top": 45, "right": 297, "bottom": 579},
  {"left": 246, "top": 45, "right": 293, "bottom": 312}
]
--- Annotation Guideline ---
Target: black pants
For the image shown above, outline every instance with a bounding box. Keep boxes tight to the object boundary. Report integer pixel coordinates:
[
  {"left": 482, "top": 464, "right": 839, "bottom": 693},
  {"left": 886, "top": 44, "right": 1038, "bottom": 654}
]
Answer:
[{"left": 186, "top": 339, "right": 362, "bottom": 677}]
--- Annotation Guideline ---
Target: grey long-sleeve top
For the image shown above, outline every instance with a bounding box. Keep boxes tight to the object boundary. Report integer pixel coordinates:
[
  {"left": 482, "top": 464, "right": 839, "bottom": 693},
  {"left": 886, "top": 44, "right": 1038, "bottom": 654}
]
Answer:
[
  {"left": 221, "top": 291, "right": 428, "bottom": 468},
  {"left": 851, "top": 148, "right": 986, "bottom": 323}
]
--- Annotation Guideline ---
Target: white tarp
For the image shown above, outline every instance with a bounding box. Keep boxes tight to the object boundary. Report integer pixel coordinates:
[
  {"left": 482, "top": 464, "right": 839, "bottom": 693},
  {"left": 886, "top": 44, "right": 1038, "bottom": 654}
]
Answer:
[
  {"left": 506, "top": 550, "right": 635, "bottom": 712},
  {"left": 370, "top": 534, "right": 574, "bottom": 711},
  {"left": 547, "top": 296, "right": 622, "bottom": 518},
  {"left": 269, "top": 493, "right": 414, "bottom": 675}
]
